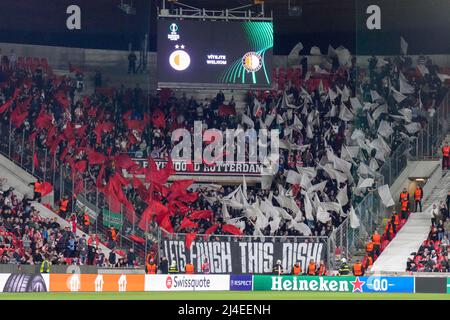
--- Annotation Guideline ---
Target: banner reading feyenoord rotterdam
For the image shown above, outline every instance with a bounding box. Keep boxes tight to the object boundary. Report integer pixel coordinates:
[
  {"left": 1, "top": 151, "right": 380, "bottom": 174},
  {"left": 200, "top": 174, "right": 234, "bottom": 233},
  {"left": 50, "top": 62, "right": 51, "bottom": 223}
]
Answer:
[{"left": 161, "top": 239, "right": 325, "bottom": 274}]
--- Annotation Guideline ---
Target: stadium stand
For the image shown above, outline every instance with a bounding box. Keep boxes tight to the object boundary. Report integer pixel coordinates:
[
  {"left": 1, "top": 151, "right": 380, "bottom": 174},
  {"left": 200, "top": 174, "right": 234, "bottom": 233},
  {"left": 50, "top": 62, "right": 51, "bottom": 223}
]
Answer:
[{"left": 0, "top": 43, "right": 449, "bottom": 271}]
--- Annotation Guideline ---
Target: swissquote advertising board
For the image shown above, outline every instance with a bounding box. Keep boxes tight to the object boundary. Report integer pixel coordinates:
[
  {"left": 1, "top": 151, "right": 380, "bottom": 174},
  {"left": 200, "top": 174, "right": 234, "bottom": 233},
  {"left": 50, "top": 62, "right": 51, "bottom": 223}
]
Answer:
[
  {"left": 145, "top": 275, "right": 230, "bottom": 291},
  {"left": 161, "top": 239, "right": 325, "bottom": 274}
]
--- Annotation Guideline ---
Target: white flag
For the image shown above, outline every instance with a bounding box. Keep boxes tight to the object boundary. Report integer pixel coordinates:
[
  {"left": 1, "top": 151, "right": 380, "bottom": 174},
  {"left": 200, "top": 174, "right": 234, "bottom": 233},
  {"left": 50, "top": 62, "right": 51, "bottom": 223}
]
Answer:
[
  {"left": 399, "top": 72, "right": 415, "bottom": 94},
  {"left": 339, "top": 104, "right": 354, "bottom": 121},
  {"left": 378, "top": 184, "right": 395, "bottom": 207},
  {"left": 349, "top": 206, "right": 360, "bottom": 229},
  {"left": 404, "top": 122, "right": 421, "bottom": 134},
  {"left": 391, "top": 87, "right": 407, "bottom": 103},
  {"left": 350, "top": 97, "right": 363, "bottom": 111},
  {"left": 400, "top": 36, "right": 408, "bottom": 55},
  {"left": 377, "top": 120, "right": 394, "bottom": 138}
]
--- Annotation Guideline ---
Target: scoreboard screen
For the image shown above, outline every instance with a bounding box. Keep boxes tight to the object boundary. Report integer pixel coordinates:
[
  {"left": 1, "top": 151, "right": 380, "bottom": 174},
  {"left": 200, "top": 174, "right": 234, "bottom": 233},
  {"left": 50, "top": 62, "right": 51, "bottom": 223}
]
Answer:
[{"left": 157, "top": 19, "right": 273, "bottom": 88}]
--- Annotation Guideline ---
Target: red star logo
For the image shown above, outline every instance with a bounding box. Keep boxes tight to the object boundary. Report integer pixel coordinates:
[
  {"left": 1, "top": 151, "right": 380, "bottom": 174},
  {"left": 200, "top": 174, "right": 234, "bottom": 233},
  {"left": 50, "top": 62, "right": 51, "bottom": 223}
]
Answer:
[{"left": 351, "top": 277, "right": 365, "bottom": 292}]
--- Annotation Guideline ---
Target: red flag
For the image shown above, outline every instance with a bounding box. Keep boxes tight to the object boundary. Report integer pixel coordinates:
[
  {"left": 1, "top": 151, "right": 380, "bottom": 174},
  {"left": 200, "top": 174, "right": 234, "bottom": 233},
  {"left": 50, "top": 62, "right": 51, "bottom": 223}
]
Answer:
[
  {"left": 180, "top": 217, "right": 199, "bottom": 231},
  {"left": 177, "top": 192, "right": 198, "bottom": 204},
  {"left": 40, "top": 182, "right": 53, "bottom": 197},
  {"left": 168, "top": 200, "right": 191, "bottom": 215},
  {"left": 10, "top": 107, "right": 28, "bottom": 128},
  {"left": 205, "top": 224, "right": 218, "bottom": 236},
  {"left": 129, "top": 234, "right": 145, "bottom": 244},
  {"left": 222, "top": 224, "right": 243, "bottom": 235},
  {"left": 160, "top": 214, "right": 174, "bottom": 234},
  {"left": 190, "top": 210, "right": 213, "bottom": 220},
  {"left": 128, "top": 132, "right": 138, "bottom": 145},
  {"left": 218, "top": 104, "right": 236, "bottom": 117},
  {"left": 152, "top": 108, "right": 166, "bottom": 129},
  {"left": 87, "top": 150, "right": 106, "bottom": 165},
  {"left": 35, "top": 112, "right": 53, "bottom": 129},
  {"left": 54, "top": 91, "right": 70, "bottom": 109},
  {"left": 96, "top": 164, "right": 105, "bottom": 189},
  {"left": 115, "top": 154, "right": 135, "bottom": 170},
  {"left": 0, "top": 99, "right": 13, "bottom": 114},
  {"left": 125, "top": 119, "right": 146, "bottom": 132},
  {"left": 75, "top": 160, "right": 87, "bottom": 173},
  {"left": 185, "top": 232, "right": 197, "bottom": 251},
  {"left": 33, "top": 153, "right": 38, "bottom": 169}
]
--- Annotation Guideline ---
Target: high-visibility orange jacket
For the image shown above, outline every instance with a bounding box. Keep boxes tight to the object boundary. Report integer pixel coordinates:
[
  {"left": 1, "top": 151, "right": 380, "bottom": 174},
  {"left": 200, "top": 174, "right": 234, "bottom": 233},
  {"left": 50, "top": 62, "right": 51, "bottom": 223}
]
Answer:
[
  {"left": 83, "top": 213, "right": 90, "bottom": 226},
  {"left": 400, "top": 191, "right": 409, "bottom": 201},
  {"left": 393, "top": 213, "right": 400, "bottom": 225},
  {"left": 307, "top": 262, "right": 317, "bottom": 275},
  {"left": 401, "top": 200, "right": 408, "bottom": 211},
  {"left": 366, "top": 242, "right": 374, "bottom": 253},
  {"left": 185, "top": 263, "right": 194, "bottom": 274},
  {"left": 443, "top": 146, "right": 450, "bottom": 157},
  {"left": 59, "top": 199, "right": 69, "bottom": 212},
  {"left": 292, "top": 265, "right": 301, "bottom": 275},
  {"left": 317, "top": 264, "right": 326, "bottom": 276},
  {"left": 147, "top": 263, "right": 157, "bottom": 274},
  {"left": 364, "top": 256, "right": 373, "bottom": 268},
  {"left": 34, "top": 182, "right": 42, "bottom": 193},
  {"left": 372, "top": 233, "right": 381, "bottom": 245},
  {"left": 353, "top": 263, "right": 363, "bottom": 276},
  {"left": 414, "top": 188, "right": 422, "bottom": 200}
]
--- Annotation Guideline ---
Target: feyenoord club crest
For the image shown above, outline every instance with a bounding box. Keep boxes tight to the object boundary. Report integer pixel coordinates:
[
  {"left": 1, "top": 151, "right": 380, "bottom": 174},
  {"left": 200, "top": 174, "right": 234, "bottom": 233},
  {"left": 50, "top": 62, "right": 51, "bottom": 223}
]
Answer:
[{"left": 242, "top": 51, "right": 263, "bottom": 72}]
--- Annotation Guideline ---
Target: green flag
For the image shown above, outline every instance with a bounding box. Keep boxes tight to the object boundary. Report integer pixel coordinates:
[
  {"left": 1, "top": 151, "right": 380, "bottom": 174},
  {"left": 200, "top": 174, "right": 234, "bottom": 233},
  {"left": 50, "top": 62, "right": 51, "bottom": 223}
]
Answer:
[{"left": 102, "top": 209, "right": 123, "bottom": 229}]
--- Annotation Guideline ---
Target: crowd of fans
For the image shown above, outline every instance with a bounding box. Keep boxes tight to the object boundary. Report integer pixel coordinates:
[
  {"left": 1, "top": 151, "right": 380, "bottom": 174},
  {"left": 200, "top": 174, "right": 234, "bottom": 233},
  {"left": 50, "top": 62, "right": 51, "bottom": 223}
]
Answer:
[
  {"left": 407, "top": 197, "right": 450, "bottom": 272},
  {"left": 0, "top": 186, "right": 141, "bottom": 266},
  {"left": 0, "top": 46, "right": 448, "bottom": 268}
]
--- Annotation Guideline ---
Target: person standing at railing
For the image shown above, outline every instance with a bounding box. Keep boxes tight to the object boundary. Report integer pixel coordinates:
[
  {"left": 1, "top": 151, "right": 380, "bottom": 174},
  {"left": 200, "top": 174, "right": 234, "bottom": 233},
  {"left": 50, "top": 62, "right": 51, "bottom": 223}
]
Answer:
[
  {"left": 352, "top": 259, "right": 365, "bottom": 276},
  {"left": 307, "top": 259, "right": 317, "bottom": 276},
  {"left": 414, "top": 185, "right": 424, "bottom": 212},
  {"left": 58, "top": 195, "right": 69, "bottom": 219},
  {"left": 185, "top": 261, "right": 194, "bottom": 274},
  {"left": 201, "top": 258, "right": 210, "bottom": 274},
  {"left": 29, "top": 180, "right": 42, "bottom": 203},
  {"left": 372, "top": 230, "right": 381, "bottom": 256},
  {"left": 317, "top": 260, "right": 327, "bottom": 276},
  {"left": 272, "top": 259, "right": 284, "bottom": 275},
  {"left": 442, "top": 142, "right": 450, "bottom": 170},
  {"left": 291, "top": 262, "right": 301, "bottom": 275}
]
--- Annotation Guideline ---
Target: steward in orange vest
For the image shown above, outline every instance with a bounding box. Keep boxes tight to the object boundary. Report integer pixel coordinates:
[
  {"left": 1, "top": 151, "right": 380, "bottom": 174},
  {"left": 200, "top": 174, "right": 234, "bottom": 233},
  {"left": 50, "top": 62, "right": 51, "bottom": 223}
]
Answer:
[
  {"left": 307, "top": 260, "right": 317, "bottom": 275},
  {"left": 59, "top": 196, "right": 69, "bottom": 218},
  {"left": 292, "top": 262, "right": 302, "bottom": 275},
  {"left": 414, "top": 186, "right": 423, "bottom": 212},
  {"left": 146, "top": 256, "right": 157, "bottom": 274},
  {"left": 384, "top": 221, "right": 395, "bottom": 241},
  {"left": 352, "top": 260, "right": 364, "bottom": 276},
  {"left": 372, "top": 231, "right": 381, "bottom": 256},
  {"left": 185, "top": 263, "right": 195, "bottom": 274},
  {"left": 363, "top": 255, "right": 373, "bottom": 269},
  {"left": 29, "top": 180, "right": 43, "bottom": 203},
  {"left": 442, "top": 143, "right": 449, "bottom": 170},
  {"left": 399, "top": 188, "right": 409, "bottom": 202},
  {"left": 82, "top": 212, "right": 90, "bottom": 233},
  {"left": 400, "top": 199, "right": 409, "bottom": 220},
  {"left": 366, "top": 241, "right": 374, "bottom": 257},
  {"left": 317, "top": 261, "right": 327, "bottom": 276}
]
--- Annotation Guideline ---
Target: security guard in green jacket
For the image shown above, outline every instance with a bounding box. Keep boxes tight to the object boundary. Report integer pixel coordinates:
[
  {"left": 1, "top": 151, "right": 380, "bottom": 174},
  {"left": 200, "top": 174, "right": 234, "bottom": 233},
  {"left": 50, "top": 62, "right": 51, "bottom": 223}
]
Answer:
[
  {"left": 40, "top": 257, "right": 51, "bottom": 273},
  {"left": 338, "top": 258, "right": 351, "bottom": 276},
  {"left": 168, "top": 260, "right": 179, "bottom": 274}
]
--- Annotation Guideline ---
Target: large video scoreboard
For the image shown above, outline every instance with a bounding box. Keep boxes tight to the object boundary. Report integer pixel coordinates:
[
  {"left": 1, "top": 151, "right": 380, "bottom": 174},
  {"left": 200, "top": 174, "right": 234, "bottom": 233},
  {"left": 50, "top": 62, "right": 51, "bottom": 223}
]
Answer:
[{"left": 157, "top": 19, "right": 273, "bottom": 89}]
